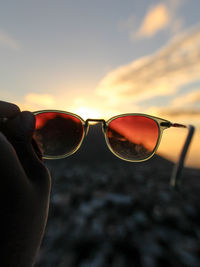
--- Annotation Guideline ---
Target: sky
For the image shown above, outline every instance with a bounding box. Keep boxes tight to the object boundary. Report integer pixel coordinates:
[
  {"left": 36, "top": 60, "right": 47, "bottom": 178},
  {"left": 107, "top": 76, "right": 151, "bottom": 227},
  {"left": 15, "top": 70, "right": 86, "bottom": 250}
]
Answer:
[{"left": 0, "top": 0, "right": 200, "bottom": 167}]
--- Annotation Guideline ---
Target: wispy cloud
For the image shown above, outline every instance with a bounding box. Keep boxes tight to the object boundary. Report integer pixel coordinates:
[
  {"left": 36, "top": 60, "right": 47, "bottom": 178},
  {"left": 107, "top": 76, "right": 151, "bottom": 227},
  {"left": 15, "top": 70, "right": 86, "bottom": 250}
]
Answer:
[
  {"left": 172, "top": 90, "right": 200, "bottom": 108},
  {"left": 96, "top": 26, "right": 200, "bottom": 111},
  {"left": 123, "top": 0, "right": 184, "bottom": 40},
  {"left": 146, "top": 105, "right": 200, "bottom": 120},
  {"left": 136, "top": 3, "right": 170, "bottom": 38},
  {"left": 0, "top": 30, "right": 19, "bottom": 50}
]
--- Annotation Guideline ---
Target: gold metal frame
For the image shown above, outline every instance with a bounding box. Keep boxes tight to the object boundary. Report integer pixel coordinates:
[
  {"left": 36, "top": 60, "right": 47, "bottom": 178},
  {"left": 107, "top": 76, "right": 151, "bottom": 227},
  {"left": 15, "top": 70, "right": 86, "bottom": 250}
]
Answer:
[
  {"left": 33, "top": 110, "right": 185, "bottom": 161},
  {"left": 104, "top": 113, "right": 170, "bottom": 162},
  {"left": 34, "top": 110, "right": 86, "bottom": 160},
  {"left": 33, "top": 110, "right": 195, "bottom": 188}
]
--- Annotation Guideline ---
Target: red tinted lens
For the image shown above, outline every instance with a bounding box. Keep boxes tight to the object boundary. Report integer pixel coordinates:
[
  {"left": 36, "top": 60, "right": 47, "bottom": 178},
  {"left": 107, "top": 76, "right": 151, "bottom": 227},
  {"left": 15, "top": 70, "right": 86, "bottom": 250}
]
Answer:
[
  {"left": 106, "top": 115, "right": 159, "bottom": 161},
  {"left": 33, "top": 112, "right": 84, "bottom": 157}
]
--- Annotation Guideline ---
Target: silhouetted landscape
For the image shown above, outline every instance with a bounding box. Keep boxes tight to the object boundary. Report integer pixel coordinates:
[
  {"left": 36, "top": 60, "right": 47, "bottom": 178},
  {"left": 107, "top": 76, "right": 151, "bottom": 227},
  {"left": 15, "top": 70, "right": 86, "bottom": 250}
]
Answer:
[{"left": 36, "top": 124, "right": 200, "bottom": 267}]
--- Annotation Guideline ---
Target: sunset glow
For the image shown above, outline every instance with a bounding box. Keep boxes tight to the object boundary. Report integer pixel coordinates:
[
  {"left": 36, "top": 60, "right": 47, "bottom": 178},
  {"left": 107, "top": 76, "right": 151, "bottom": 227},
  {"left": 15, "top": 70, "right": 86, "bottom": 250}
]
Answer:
[
  {"left": 1, "top": 0, "right": 200, "bottom": 168},
  {"left": 72, "top": 106, "right": 103, "bottom": 120}
]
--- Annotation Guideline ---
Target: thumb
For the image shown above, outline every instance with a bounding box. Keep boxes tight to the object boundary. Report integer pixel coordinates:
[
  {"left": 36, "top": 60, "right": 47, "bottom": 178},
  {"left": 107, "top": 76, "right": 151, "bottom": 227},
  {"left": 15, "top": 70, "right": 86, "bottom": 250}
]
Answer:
[{"left": 3, "top": 111, "right": 50, "bottom": 186}]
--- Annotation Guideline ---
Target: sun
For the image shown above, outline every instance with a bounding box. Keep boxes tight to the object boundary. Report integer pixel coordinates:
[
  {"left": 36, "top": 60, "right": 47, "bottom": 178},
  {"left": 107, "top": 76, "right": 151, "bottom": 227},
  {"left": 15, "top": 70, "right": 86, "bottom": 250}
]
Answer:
[{"left": 73, "top": 106, "right": 103, "bottom": 120}]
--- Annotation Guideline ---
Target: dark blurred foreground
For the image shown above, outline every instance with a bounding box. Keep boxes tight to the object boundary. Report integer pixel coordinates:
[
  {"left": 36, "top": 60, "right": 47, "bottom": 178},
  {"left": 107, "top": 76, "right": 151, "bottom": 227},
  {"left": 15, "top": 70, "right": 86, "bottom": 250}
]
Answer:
[{"left": 35, "top": 124, "right": 200, "bottom": 267}]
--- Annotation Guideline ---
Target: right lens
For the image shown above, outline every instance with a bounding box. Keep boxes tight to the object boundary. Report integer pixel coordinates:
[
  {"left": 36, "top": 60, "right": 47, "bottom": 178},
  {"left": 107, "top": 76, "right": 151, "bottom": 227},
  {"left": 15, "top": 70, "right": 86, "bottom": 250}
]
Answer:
[
  {"left": 33, "top": 112, "right": 84, "bottom": 158},
  {"left": 106, "top": 115, "right": 159, "bottom": 161}
]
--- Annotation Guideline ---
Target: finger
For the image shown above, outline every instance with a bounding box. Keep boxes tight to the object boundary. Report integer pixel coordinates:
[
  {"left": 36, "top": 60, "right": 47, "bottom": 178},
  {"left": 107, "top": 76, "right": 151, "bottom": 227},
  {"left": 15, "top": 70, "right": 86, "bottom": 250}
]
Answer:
[
  {"left": 0, "top": 132, "right": 28, "bottom": 186},
  {"left": 3, "top": 111, "right": 35, "bottom": 142},
  {"left": 3, "top": 111, "right": 51, "bottom": 187},
  {"left": 32, "top": 138, "right": 43, "bottom": 161},
  {"left": 0, "top": 100, "right": 20, "bottom": 118}
]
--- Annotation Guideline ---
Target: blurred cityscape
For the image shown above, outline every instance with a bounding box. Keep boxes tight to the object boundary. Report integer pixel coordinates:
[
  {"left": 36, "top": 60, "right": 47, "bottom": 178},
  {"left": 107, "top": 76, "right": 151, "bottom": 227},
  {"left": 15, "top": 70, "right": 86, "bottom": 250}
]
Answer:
[{"left": 35, "top": 124, "right": 200, "bottom": 267}]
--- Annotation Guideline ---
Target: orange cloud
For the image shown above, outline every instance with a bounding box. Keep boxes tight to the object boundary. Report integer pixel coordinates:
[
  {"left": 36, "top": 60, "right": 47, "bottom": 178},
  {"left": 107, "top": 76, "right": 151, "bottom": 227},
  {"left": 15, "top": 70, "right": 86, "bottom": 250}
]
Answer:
[
  {"left": 172, "top": 90, "right": 200, "bottom": 108},
  {"left": 18, "top": 93, "right": 107, "bottom": 119},
  {"left": 150, "top": 107, "right": 200, "bottom": 128},
  {"left": 136, "top": 4, "right": 170, "bottom": 38},
  {"left": 21, "top": 93, "right": 56, "bottom": 110},
  {"left": 96, "top": 26, "right": 200, "bottom": 109}
]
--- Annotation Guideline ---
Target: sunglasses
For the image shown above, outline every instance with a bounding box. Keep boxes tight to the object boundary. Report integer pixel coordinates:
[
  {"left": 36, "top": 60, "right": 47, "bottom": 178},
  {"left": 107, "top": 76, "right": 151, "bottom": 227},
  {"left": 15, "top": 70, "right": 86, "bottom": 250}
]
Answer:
[{"left": 33, "top": 110, "right": 195, "bottom": 187}]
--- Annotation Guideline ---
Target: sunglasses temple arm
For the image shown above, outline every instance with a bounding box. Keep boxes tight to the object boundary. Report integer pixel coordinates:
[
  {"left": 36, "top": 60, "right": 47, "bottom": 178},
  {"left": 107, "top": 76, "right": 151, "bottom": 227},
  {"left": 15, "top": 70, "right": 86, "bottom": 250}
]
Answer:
[{"left": 170, "top": 124, "right": 195, "bottom": 189}]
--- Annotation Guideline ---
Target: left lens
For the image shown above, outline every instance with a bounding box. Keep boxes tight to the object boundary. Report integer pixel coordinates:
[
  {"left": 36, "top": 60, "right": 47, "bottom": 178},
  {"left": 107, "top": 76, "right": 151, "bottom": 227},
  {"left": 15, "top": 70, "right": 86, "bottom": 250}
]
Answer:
[
  {"left": 106, "top": 115, "right": 159, "bottom": 161},
  {"left": 33, "top": 112, "right": 84, "bottom": 158}
]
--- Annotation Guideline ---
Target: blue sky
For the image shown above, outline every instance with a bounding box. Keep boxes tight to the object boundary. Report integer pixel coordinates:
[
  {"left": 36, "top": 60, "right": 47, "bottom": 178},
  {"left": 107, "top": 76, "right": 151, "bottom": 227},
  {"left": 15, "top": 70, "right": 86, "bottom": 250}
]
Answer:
[{"left": 1, "top": 0, "right": 200, "bottom": 166}]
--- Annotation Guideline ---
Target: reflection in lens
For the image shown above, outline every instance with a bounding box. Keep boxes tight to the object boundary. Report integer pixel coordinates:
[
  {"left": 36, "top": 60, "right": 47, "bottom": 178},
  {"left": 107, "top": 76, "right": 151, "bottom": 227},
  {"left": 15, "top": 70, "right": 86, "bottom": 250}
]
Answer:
[
  {"left": 106, "top": 115, "right": 159, "bottom": 161},
  {"left": 33, "top": 112, "right": 84, "bottom": 157}
]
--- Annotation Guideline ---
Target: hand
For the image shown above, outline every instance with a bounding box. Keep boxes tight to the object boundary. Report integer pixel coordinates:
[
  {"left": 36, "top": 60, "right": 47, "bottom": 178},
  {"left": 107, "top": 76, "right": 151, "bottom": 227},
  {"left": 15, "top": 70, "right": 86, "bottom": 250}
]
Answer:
[{"left": 0, "top": 101, "right": 51, "bottom": 267}]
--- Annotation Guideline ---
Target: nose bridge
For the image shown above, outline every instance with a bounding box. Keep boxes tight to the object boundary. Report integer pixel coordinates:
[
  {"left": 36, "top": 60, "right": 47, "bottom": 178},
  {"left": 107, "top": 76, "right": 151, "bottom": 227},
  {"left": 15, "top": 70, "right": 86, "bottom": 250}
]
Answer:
[
  {"left": 85, "top": 118, "right": 106, "bottom": 123},
  {"left": 84, "top": 118, "right": 106, "bottom": 135}
]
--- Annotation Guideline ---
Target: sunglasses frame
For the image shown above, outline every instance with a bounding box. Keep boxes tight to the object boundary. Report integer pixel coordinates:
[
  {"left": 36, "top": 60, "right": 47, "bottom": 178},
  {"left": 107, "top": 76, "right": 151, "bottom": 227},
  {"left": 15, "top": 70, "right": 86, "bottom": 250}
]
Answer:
[
  {"left": 103, "top": 113, "right": 170, "bottom": 162},
  {"left": 33, "top": 110, "right": 182, "bottom": 161},
  {"left": 34, "top": 110, "right": 86, "bottom": 160},
  {"left": 0, "top": 110, "right": 194, "bottom": 190},
  {"left": 33, "top": 110, "right": 195, "bottom": 188}
]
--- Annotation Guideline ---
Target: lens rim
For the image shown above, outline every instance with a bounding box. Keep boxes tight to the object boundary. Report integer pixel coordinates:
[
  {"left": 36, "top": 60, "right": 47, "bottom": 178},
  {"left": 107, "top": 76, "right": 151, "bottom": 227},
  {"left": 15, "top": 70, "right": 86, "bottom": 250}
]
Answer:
[
  {"left": 33, "top": 110, "right": 86, "bottom": 159},
  {"left": 104, "top": 113, "right": 170, "bottom": 162}
]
